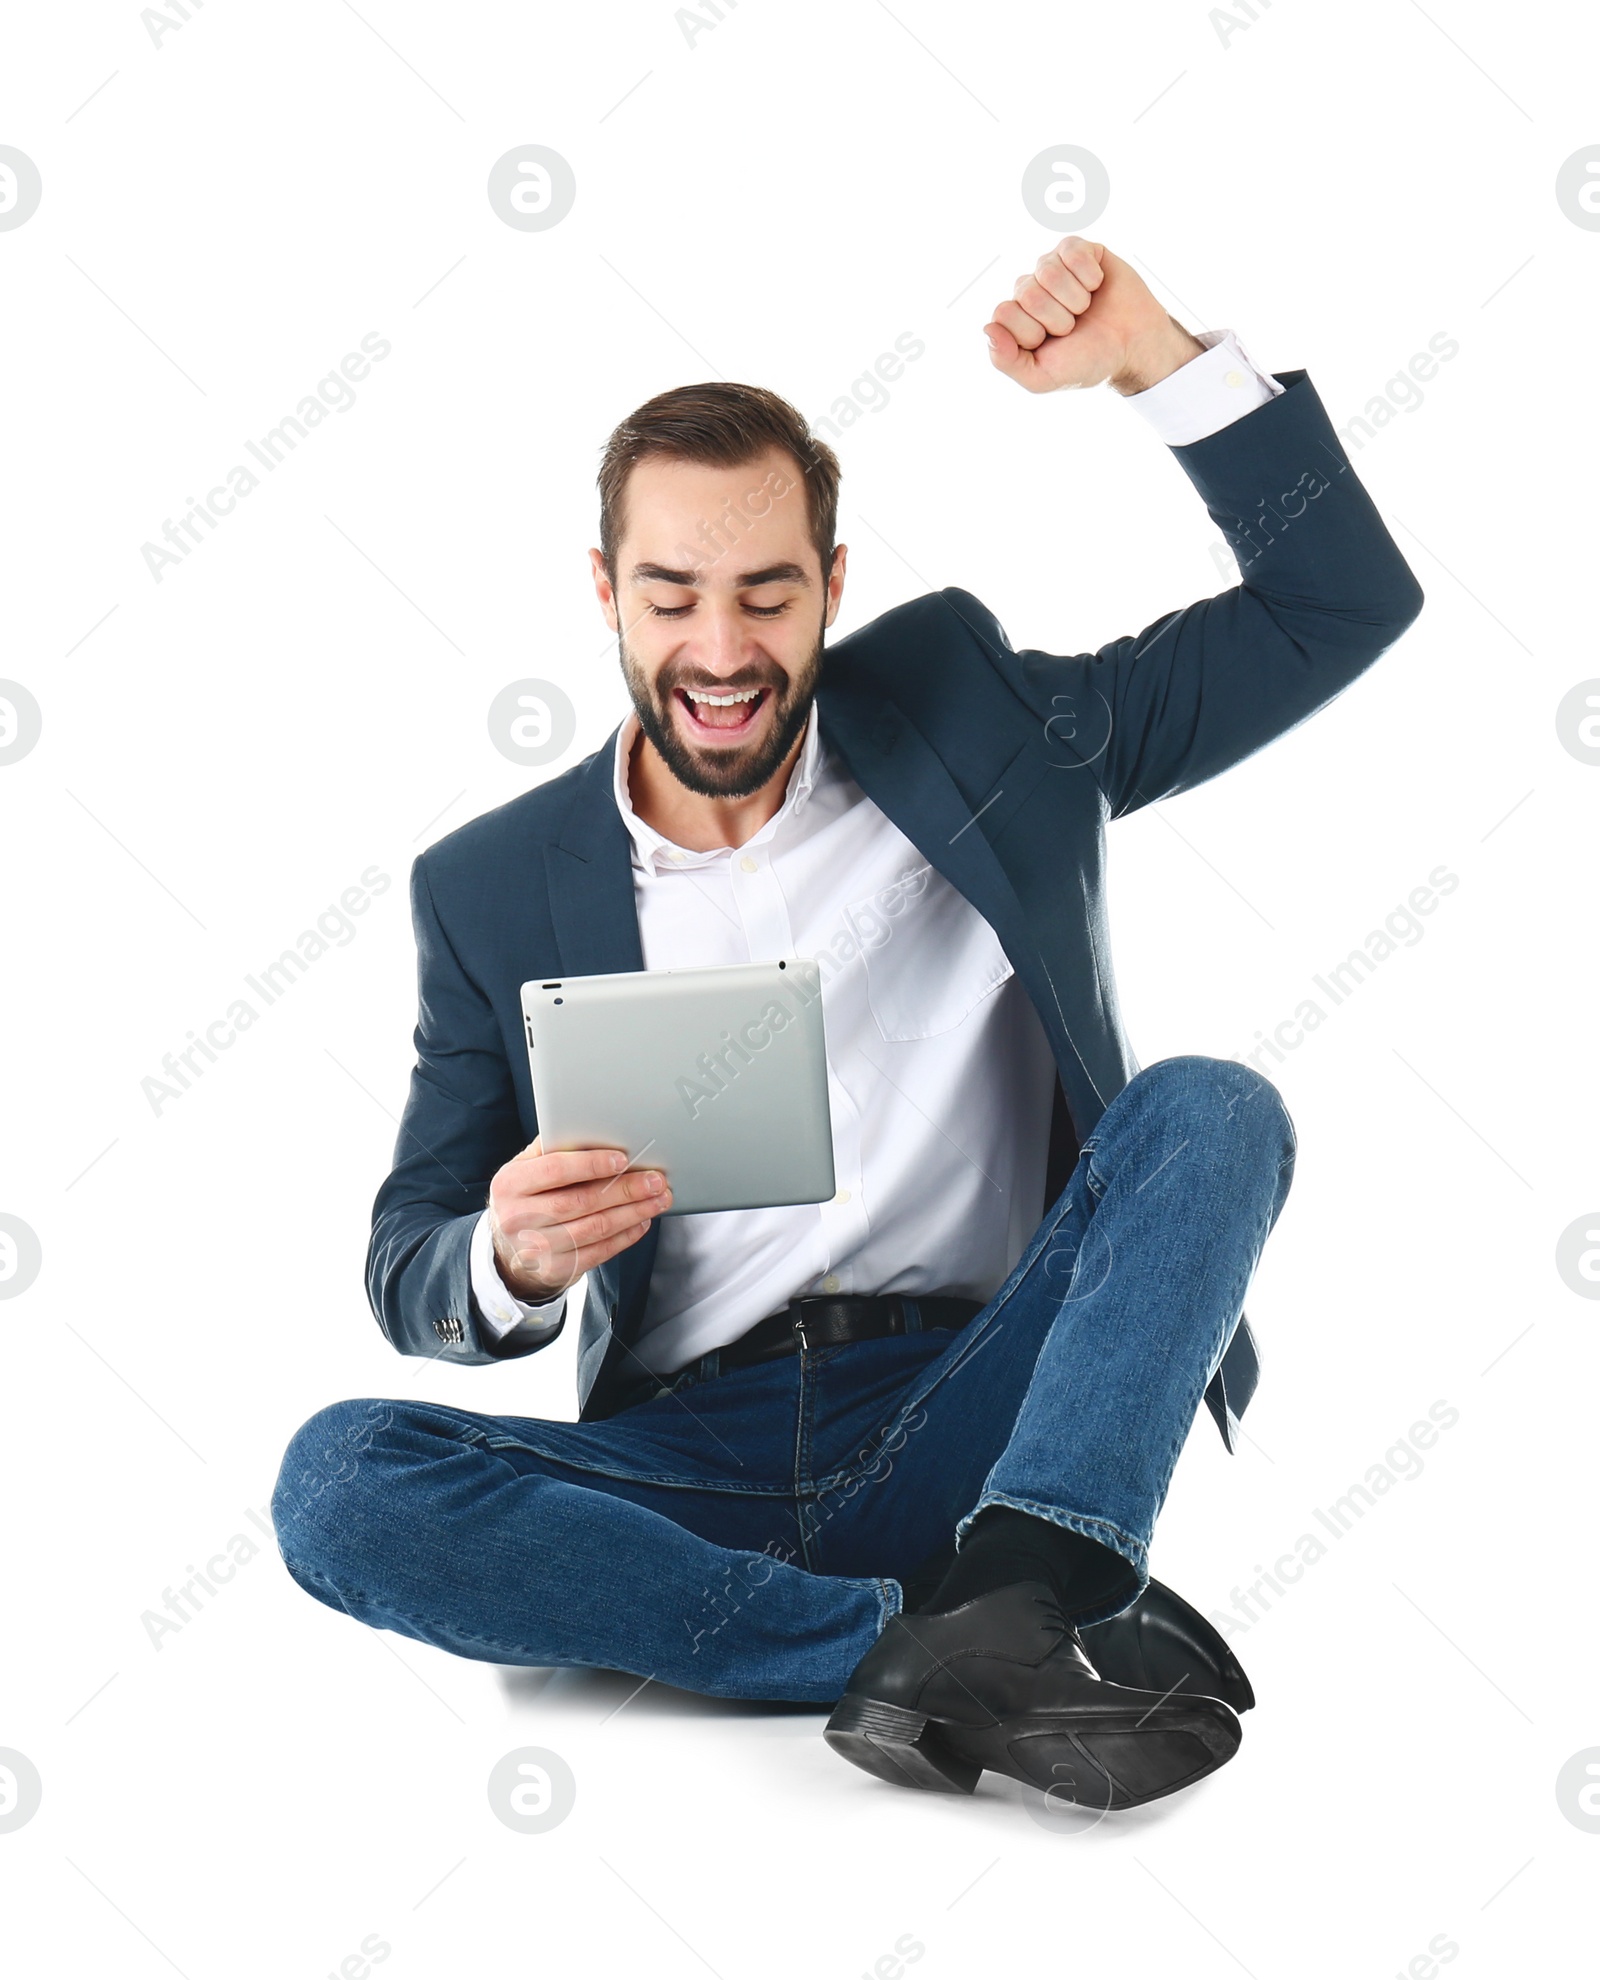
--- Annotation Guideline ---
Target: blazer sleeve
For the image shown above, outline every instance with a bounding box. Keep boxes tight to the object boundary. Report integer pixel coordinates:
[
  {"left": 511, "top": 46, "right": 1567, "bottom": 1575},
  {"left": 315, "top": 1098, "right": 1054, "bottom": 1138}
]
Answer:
[
  {"left": 955, "top": 369, "right": 1425, "bottom": 819},
  {"left": 364, "top": 851, "right": 564, "bottom": 1365}
]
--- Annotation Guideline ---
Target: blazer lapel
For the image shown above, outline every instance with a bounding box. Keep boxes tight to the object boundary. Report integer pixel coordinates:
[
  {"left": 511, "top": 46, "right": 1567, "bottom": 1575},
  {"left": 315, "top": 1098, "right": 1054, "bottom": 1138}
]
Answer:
[
  {"left": 553, "top": 704, "right": 1032, "bottom": 976},
  {"left": 544, "top": 732, "right": 646, "bottom": 979},
  {"left": 817, "top": 679, "right": 1117, "bottom": 1140},
  {"left": 817, "top": 683, "right": 1038, "bottom": 999}
]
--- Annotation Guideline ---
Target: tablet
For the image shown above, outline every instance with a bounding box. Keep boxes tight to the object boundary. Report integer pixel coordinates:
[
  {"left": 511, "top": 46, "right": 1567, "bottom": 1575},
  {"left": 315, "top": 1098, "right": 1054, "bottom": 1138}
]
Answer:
[{"left": 520, "top": 959, "right": 835, "bottom": 1216}]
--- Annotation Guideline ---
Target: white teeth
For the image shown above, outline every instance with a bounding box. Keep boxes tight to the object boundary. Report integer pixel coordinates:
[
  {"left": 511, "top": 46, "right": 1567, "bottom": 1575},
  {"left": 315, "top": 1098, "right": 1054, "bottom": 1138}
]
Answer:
[{"left": 683, "top": 688, "right": 761, "bottom": 706}]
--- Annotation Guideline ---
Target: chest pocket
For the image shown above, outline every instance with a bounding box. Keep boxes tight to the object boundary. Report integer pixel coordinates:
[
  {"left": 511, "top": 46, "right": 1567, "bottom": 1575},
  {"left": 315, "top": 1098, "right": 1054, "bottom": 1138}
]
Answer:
[{"left": 857, "top": 862, "right": 1015, "bottom": 1041}]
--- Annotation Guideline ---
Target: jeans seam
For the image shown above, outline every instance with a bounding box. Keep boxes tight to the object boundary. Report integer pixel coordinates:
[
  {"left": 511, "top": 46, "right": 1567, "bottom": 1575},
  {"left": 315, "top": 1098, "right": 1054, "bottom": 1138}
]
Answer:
[{"left": 795, "top": 1355, "right": 823, "bottom": 1566}]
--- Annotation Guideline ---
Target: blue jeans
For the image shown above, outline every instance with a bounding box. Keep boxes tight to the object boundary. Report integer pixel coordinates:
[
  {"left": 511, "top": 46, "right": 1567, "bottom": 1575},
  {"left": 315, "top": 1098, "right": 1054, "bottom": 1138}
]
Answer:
[{"left": 272, "top": 1056, "right": 1295, "bottom": 1704}]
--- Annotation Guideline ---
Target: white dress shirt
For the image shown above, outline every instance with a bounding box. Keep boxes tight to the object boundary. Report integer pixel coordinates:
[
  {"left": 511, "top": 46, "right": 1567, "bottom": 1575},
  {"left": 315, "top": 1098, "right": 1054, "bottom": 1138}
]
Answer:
[{"left": 469, "top": 330, "right": 1283, "bottom": 1363}]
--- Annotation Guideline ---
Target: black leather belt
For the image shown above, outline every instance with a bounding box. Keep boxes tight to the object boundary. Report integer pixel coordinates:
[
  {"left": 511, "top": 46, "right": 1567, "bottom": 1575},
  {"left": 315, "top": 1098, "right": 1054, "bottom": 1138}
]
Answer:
[{"left": 716, "top": 1292, "right": 983, "bottom": 1374}]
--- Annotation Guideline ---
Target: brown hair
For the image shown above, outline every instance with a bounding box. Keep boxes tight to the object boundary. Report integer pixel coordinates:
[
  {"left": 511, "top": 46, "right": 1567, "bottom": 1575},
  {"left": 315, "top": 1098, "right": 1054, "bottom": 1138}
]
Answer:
[{"left": 596, "top": 381, "right": 841, "bottom": 588}]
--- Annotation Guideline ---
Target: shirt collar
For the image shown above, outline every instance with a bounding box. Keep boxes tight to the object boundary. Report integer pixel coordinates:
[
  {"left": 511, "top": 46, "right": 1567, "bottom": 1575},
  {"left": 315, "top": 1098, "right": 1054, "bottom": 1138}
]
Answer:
[{"left": 612, "top": 700, "right": 824, "bottom": 872}]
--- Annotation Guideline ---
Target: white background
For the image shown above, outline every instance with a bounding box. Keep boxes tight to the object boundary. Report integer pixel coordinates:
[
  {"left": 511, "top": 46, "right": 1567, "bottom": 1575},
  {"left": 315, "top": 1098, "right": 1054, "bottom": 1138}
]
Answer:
[{"left": 2, "top": 1, "right": 1596, "bottom": 1974}]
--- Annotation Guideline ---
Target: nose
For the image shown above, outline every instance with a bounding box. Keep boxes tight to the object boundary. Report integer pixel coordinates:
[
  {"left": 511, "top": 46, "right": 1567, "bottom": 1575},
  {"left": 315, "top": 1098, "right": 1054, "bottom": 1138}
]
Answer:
[{"left": 688, "top": 597, "right": 761, "bottom": 680}]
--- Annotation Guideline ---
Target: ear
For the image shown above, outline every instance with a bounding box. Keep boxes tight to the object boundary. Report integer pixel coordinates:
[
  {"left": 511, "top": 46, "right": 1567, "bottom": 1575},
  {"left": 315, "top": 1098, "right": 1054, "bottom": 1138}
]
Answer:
[
  {"left": 823, "top": 543, "right": 847, "bottom": 628},
  {"left": 589, "top": 547, "right": 619, "bottom": 630}
]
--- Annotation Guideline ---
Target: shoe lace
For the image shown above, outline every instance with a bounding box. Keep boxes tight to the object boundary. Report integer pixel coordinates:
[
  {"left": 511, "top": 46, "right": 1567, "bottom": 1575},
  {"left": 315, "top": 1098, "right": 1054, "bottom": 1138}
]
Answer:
[
  {"left": 1029, "top": 1586, "right": 1076, "bottom": 1637},
  {"left": 1029, "top": 1587, "right": 1101, "bottom": 1677}
]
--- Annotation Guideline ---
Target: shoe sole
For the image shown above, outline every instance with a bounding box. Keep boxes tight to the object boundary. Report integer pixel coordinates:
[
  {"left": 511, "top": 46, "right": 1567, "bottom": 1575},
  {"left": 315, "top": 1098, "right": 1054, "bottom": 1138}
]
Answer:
[{"left": 824, "top": 1693, "right": 1241, "bottom": 1808}]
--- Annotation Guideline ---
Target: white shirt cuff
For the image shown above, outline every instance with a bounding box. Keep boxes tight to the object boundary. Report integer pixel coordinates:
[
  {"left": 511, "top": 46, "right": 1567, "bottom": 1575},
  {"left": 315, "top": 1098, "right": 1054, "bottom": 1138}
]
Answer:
[
  {"left": 469, "top": 1209, "right": 567, "bottom": 1343},
  {"left": 1123, "top": 328, "right": 1283, "bottom": 446}
]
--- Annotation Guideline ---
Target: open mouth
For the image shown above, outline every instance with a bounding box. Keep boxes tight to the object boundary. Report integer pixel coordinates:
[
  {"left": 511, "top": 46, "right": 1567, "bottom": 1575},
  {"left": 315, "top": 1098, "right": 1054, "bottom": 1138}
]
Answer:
[{"left": 673, "top": 685, "right": 770, "bottom": 741}]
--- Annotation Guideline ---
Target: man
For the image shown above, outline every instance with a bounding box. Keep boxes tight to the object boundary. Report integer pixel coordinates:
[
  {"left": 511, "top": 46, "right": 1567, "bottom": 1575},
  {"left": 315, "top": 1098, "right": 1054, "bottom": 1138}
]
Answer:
[{"left": 273, "top": 235, "right": 1423, "bottom": 1810}]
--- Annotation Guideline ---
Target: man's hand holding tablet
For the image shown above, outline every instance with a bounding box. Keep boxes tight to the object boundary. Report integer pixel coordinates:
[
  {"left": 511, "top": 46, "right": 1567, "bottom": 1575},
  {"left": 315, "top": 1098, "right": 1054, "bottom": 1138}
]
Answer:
[{"left": 486, "top": 1137, "right": 672, "bottom": 1299}]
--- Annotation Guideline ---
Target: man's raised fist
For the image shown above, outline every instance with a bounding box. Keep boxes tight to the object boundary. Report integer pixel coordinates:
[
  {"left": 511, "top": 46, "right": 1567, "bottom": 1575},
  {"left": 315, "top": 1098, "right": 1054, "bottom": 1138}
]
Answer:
[{"left": 982, "top": 236, "right": 1202, "bottom": 397}]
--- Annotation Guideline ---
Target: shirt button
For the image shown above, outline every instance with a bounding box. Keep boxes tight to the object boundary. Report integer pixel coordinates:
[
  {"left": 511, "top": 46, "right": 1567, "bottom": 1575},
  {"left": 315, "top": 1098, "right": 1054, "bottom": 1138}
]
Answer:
[
  {"left": 739, "top": 855, "right": 758, "bottom": 873},
  {"left": 665, "top": 850, "right": 685, "bottom": 864},
  {"left": 834, "top": 1188, "right": 851, "bottom": 1204},
  {"left": 1224, "top": 368, "right": 1244, "bottom": 388},
  {"left": 821, "top": 1274, "right": 840, "bottom": 1293}
]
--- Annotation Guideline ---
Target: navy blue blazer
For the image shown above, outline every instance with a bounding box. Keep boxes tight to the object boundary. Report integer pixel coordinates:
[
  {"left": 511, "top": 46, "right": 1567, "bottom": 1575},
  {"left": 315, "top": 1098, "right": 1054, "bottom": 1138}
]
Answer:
[{"left": 367, "top": 367, "right": 1424, "bottom": 1451}]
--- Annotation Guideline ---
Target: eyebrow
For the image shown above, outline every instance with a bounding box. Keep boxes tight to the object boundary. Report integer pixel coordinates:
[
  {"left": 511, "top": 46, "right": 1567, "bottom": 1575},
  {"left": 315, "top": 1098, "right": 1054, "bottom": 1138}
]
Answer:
[{"left": 628, "top": 560, "right": 811, "bottom": 590}]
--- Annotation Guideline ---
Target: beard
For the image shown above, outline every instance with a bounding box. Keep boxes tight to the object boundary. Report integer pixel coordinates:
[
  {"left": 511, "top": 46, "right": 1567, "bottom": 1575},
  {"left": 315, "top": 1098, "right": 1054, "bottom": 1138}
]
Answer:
[{"left": 619, "top": 621, "right": 825, "bottom": 801}]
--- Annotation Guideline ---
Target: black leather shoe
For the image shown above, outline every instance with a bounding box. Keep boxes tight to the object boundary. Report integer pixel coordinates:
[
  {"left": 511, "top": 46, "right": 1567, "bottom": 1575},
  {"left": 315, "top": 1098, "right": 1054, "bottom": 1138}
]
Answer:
[
  {"left": 895, "top": 1552, "right": 1255, "bottom": 1716},
  {"left": 1080, "top": 1577, "right": 1255, "bottom": 1715},
  {"left": 825, "top": 1581, "right": 1241, "bottom": 1807}
]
